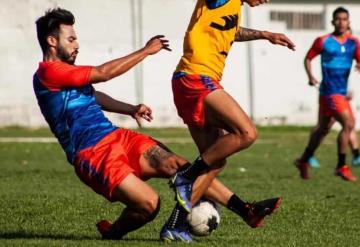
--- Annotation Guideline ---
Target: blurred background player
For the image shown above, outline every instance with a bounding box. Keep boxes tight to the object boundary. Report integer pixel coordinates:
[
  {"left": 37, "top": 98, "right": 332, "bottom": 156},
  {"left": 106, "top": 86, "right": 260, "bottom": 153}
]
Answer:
[
  {"left": 34, "top": 8, "right": 286, "bottom": 242},
  {"left": 295, "top": 7, "right": 360, "bottom": 181},
  {"left": 308, "top": 90, "right": 360, "bottom": 168},
  {"left": 161, "top": 0, "right": 295, "bottom": 242}
]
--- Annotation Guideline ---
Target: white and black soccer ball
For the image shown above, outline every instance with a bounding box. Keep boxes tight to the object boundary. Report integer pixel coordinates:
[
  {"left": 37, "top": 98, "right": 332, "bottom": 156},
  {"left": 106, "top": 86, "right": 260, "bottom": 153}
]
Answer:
[{"left": 187, "top": 199, "right": 220, "bottom": 236}]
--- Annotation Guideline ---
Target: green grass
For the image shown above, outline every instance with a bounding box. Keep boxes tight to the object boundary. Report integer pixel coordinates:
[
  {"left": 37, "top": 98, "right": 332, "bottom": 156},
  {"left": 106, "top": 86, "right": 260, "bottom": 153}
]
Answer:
[{"left": 1, "top": 127, "right": 360, "bottom": 246}]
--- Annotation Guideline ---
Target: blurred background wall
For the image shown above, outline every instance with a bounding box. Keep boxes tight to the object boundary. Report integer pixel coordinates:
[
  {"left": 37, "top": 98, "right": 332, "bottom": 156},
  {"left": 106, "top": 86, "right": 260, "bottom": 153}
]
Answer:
[{"left": 1, "top": 0, "right": 360, "bottom": 128}]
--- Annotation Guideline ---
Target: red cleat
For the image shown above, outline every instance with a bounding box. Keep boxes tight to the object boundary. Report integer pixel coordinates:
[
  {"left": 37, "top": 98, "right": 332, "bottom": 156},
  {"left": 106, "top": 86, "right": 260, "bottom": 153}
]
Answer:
[
  {"left": 294, "top": 159, "right": 310, "bottom": 180},
  {"left": 243, "top": 197, "right": 282, "bottom": 228},
  {"left": 335, "top": 165, "right": 357, "bottom": 182},
  {"left": 96, "top": 220, "right": 113, "bottom": 239}
]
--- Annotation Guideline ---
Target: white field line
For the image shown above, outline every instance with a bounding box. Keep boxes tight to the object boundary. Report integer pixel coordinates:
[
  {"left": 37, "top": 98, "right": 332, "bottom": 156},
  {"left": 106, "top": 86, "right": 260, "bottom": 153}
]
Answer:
[{"left": 0, "top": 137, "right": 334, "bottom": 145}]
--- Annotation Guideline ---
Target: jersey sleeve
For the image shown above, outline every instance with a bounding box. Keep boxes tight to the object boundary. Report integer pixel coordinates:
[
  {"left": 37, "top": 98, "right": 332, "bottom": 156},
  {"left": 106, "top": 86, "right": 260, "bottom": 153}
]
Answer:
[
  {"left": 39, "top": 62, "right": 93, "bottom": 91},
  {"left": 306, "top": 37, "right": 323, "bottom": 60}
]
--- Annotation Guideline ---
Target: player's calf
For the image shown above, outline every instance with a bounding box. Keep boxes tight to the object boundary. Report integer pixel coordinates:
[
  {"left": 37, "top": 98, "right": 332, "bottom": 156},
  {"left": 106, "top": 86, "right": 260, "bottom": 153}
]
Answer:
[{"left": 98, "top": 196, "right": 161, "bottom": 240}]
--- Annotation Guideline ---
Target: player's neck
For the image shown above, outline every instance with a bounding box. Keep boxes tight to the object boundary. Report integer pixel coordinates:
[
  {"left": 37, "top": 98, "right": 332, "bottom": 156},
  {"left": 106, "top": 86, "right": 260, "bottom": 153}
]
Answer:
[
  {"left": 43, "top": 51, "right": 62, "bottom": 62},
  {"left": 332, "top": 31, "right": 348, "bottom": 38}
]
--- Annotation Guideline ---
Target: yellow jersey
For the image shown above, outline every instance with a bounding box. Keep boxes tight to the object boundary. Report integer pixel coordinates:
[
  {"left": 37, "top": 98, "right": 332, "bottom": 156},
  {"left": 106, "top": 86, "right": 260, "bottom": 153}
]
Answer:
[{"left": 176, "top": 0, "right": 242, "bottom": 81}]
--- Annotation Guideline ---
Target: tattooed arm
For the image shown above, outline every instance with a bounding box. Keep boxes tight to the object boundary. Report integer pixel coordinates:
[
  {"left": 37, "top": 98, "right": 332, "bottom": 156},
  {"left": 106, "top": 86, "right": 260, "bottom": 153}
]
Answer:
[{"left": 235, "top": 27, "right": 296, "bottom": 50}]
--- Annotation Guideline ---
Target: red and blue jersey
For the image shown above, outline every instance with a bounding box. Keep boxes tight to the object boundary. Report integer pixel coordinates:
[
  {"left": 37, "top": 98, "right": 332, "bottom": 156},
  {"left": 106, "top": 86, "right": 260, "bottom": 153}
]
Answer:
[
  {"left": 306, "top": 34, "right": 360, "bottom": 96},
  {"left": 33, "top": 61, "right": 116, "bottom": 164}
]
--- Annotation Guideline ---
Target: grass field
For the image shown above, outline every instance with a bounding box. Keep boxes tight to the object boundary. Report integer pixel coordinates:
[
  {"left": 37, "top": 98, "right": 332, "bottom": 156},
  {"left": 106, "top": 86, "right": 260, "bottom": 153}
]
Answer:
[{"left": 1, "top": 126, "right": 360, "bottom": 246}]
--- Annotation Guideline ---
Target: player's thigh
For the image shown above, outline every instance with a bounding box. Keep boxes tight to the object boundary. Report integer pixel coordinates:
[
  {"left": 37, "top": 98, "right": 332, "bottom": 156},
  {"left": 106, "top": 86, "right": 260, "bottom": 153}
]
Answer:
[
  {"left": 333, "top": 110, "right": 354, "bottom": 129},
  {"left": 203, "top": 89, "right": 256, "bottom": 135},
  {"left": 112, "top": 173, "right": 159, "bottom": 215},
  {"left": 317, "top": 114, "right": 335, "bottom": 132},
  {"left": 139, "top": 144, "right": 188, "bottom": 179},
  {"left": 317, "top": 108, "right": 335, "bottom": 128}
]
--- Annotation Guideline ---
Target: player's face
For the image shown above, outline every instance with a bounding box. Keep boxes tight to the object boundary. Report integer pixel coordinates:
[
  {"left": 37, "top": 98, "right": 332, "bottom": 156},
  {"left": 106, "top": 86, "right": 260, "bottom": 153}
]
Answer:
[
  {"left": 243, "top": 0, "right": 269, "bottom": 7},
  {"left": 56, "top": 24, "right": 79, "bottom": 65},
  {"left": 332, "top": 12, "right": 350, "bottom": 35}
]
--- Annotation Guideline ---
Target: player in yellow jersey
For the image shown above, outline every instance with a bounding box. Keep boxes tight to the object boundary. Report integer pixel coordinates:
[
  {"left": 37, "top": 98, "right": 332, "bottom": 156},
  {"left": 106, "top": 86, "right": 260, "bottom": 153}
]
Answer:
[{"left": 161, "top": 0, "right": 295, "bottom": 242}]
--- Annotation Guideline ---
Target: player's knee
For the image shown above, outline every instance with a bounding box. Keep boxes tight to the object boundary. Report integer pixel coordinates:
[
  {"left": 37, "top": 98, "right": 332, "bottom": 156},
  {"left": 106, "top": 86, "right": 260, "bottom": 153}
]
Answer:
[
  {"left": 142, "top": 195, "right": 160, "bottom": 221},
  {"left": 319, "top": 126, "right": 331, "bottom": 136},
  {"left": 235, "top": 126, "right": 257, "bottom": 149},
  {"left": 343, "top": 121, "right": 354, "bottom": 132}
]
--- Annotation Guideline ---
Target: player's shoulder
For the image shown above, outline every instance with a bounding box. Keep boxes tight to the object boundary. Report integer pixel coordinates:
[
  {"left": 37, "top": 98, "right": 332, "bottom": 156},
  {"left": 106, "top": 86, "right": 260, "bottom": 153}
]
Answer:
[
  {"left": 316, "top": 33, "right": 331, "bottom": 43},
  {"left": 205, "top": 0, "right": 230, "bottom": 9},
  {"left": 37, "top": 61, "right": 70, "bottom": 81},
  {"left": 347, "top": 34, "right": 360, "bottom": 44}
]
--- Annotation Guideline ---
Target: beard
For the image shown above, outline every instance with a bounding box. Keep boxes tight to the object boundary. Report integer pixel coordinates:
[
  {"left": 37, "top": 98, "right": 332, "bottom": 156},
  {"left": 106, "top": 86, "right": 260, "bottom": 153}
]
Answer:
[{"left": 56, "top": 46, "right": 76, "bottom": 65}]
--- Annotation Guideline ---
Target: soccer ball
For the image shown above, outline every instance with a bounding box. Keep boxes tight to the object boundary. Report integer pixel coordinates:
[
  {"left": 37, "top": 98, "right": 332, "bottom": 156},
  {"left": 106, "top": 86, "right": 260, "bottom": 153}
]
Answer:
[{"left": 187, "top": 199, "right": 220, "bottom": 236}]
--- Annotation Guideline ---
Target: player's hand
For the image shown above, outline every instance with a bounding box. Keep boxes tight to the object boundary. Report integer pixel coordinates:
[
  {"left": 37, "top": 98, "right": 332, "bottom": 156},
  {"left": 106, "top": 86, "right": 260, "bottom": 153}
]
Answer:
[
  {"left": 144, "top": 35, "right": 171, "bottom": 55},
  {"left": 355, "top": 63, "right": 360, "bottom": 72},
  {"left": 308, "top": 76, "right": 319, "bottom": 87},
  {"left": 131, "top": 104, "right": 153, "bottom": 126},
  {"left": 346, "top": 90, "right": 353, "bottom": 101},
  {"left": 263, "top": 31, "right": 296, "bottom": 51},
  {"left": 244, "top": 0, "right": 270, "bottom": 7}
]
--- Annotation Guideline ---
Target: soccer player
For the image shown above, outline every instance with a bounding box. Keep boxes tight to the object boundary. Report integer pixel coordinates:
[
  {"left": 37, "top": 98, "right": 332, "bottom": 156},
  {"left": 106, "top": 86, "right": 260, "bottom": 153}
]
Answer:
[
  {"left": 308, "top": 91, "right": 360, "bottom": 168},
  {"left": 160, "top": 0, "right": 295, "bottom": 242},
  {"left": 34, "top": 8, "right": 283, "bottom": 242},
  {"left": 295, "top": 7, "right": 360, "bottom": 181}
]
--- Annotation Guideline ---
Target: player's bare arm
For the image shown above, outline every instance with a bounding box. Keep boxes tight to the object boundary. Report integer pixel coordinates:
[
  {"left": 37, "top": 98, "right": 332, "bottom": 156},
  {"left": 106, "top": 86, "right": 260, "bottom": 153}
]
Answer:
[
  {"left": 95, "top": 91, "right": 153, "bottom": 122},
  {"left": 235, "top": 27, "right": 295, "bottom": 50},
  {"left": 304, "top": 57, "right": 319, "bottom": 86},
  {"left": 90, "top": 35, "right": 171, "bottom": 83}
]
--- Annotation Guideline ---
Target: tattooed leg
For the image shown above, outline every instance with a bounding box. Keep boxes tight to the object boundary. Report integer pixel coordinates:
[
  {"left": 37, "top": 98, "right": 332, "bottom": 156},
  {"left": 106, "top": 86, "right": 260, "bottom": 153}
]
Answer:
[{"left": 140, "top": 145, "right": 188, "bottom": 178}]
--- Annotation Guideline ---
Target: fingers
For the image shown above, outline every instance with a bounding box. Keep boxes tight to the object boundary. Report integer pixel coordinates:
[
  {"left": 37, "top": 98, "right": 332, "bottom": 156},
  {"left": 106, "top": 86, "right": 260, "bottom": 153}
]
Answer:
[
  {"left": 146, "top": 35, "right": 172, "bottom": 53},
  {"left": 151, "top": 35, "right": 165, "bottom": 40},
  {"left": 139, "top": 105, "right": 153, "bottom": 122},
  {"left": 161, "top": 39, "right": 172, "bottom": 51},
  {"left": 135, "top": 117, "right": 142, "bottom": 128},
  {"left": 272, "top": 34, "right": 295, "bottom": 51},
  {"left": 280, "top": 36, "right": 296, "bottom": 51}
]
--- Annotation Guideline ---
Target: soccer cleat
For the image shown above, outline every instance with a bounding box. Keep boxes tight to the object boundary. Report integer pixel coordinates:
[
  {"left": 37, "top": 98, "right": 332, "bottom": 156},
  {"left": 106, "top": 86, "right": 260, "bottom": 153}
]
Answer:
[
  {"left": 160, "top": 225, "right": 193, "bottom": 243},
  {"left": 96, "top": 220, "right": 123, "bottom": 240},
  {"left": 335, "top": 165, "right": 357, "bottom": 182},
  {"left": 352, "top": 156, "right": 360, "bottom": 166},
  {"left": 170, "top": 173, "right": 193, "bottom": 213},
  {"left": 242, "top": 197, "right": 282, "bottom": 228},
  {"left": 308, "top": 156, "right": 321, "bottom": 168},
  {"left": 294, "top": 159, "right": 310, "bottom": 179},
  {"left": 96, "top": 220, "right": 114, "bottom": 239}
]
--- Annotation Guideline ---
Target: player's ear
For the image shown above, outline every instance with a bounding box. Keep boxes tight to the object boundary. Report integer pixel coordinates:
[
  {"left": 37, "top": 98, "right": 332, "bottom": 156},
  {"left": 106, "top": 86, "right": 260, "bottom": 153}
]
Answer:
[{"left": 47, "top": 36, "right": 57, "bottom": 48}]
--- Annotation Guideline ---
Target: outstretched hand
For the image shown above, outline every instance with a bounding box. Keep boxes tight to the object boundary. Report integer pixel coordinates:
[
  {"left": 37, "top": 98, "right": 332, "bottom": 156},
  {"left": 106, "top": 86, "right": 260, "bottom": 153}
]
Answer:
[
  {"left": 131, "top": 104, "right": 153, "bottom": 127},
  {"left": 263, "top": 31, "right": 296, "bottom": 51},
  {"left": 144, "top": 35, "right": 171, "bottom": 55}
]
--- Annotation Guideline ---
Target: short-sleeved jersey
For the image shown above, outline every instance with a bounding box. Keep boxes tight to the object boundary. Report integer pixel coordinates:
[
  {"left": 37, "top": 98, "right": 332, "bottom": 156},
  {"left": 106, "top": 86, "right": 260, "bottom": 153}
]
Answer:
[
  {"left": 33, "top": 61, "right": 117, "bottom": 164},
  {"left": 176, "top": 0, "right": 242, "bottom": 81},
  {"left": 306, "top": 34, "right": 360, "bottom": 96}
]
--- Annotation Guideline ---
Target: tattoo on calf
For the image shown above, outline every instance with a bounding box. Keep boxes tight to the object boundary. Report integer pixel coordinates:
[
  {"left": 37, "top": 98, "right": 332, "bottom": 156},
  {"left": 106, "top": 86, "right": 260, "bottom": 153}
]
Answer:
[{"left": 144, "top": 145, "right": 172, "bottom": 168}]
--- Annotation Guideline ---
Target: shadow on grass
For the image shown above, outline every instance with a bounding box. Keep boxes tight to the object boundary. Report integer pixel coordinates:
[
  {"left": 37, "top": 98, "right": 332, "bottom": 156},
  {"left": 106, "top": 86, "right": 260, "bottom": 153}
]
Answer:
[
  {"left": 0, "top": 232, "right": 96, "bottom": 241},
  {"left": 0, "top": 231, "right": 160, "bottom": 242}
]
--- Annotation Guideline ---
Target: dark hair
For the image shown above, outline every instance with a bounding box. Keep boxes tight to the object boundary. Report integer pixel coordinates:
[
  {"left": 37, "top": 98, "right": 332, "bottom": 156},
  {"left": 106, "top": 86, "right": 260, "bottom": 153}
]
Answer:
[
  {"left": 332, "top": 7, "right": 349, "bottom": 20},
  {"left": 36, "top": 8, "right": 75, "bottom": 53}
]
